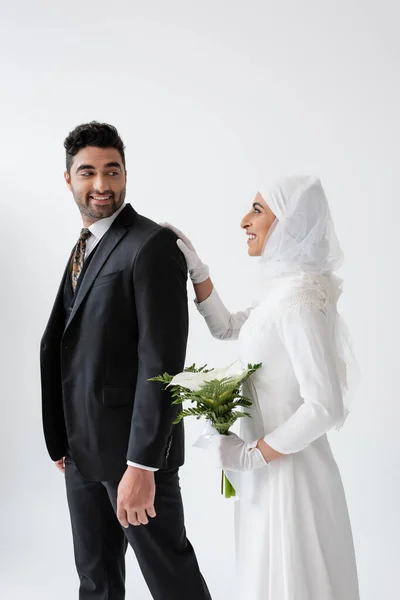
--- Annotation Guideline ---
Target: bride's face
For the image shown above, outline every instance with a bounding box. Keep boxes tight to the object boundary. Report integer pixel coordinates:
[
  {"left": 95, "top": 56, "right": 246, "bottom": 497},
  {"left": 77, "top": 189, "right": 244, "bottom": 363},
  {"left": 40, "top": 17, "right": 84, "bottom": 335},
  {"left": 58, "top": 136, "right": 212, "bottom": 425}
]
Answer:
[{"left": 240, "top": 192, "right": 276, "bottom": 256}]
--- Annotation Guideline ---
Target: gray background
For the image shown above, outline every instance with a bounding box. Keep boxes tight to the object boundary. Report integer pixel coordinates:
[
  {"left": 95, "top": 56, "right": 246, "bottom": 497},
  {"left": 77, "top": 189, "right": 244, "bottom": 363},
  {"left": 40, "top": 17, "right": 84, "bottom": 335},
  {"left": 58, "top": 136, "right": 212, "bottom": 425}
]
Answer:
[{"left": 0, "top": 1, "right": 398, "bottom": 598}]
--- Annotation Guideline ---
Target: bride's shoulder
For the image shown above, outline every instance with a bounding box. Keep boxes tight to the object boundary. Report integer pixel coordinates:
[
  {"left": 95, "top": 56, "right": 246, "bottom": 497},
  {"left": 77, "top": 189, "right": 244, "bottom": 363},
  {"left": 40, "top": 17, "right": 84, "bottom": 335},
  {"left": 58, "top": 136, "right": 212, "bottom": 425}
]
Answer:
[{"left": 269, "top": 274, "right": 331, "bottom": 320}]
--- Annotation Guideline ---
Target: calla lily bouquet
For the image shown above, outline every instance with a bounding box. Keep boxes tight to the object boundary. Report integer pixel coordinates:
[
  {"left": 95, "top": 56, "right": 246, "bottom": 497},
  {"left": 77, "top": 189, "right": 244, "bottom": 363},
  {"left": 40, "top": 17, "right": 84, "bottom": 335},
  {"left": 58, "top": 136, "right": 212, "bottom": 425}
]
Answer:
[{"left": 149, "top": 362, "right": 261, "bottom": 498}]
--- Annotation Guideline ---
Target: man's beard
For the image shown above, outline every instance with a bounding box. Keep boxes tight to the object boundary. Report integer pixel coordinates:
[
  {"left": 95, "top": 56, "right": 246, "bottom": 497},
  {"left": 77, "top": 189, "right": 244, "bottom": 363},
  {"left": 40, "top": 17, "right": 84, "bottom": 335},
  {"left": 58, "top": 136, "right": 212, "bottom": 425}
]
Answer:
[{"left": 74, "top": 187, "right": 126, "bottom": 221}]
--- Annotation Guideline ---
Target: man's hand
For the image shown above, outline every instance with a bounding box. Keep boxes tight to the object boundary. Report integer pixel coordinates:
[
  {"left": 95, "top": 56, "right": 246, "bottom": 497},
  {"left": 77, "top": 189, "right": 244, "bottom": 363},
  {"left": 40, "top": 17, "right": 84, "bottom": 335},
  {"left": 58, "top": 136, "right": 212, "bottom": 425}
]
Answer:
[
  {"left": 54, "top": 457, "right": 65, "bottom": 473},
  {"left": 117, "top": 466, "right": 156, "bottom": 528}
]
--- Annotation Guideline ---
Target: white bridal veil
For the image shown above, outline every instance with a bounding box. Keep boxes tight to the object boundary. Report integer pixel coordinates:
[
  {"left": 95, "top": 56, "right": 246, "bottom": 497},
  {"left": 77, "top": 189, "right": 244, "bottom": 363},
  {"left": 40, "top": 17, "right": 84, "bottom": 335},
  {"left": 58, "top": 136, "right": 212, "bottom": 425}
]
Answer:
[{"left": 258, "top": 175, "right": 359, "bottom": 425}]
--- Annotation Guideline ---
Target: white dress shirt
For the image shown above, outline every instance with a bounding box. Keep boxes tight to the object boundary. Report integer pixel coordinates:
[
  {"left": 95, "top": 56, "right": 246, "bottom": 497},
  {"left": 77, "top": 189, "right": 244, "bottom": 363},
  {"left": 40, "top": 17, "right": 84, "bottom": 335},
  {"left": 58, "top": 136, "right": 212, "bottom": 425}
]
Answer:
[{"left": 82, "top": 203, "right": 158, "bottom": 472}]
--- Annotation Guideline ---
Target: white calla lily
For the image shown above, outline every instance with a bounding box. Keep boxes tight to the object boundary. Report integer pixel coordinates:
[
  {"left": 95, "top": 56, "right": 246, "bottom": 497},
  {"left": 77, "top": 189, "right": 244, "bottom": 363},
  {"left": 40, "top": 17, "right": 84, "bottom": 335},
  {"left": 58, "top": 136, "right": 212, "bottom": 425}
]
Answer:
[{"left": 168, "top": 361, "right": 246, "bottom": 391}]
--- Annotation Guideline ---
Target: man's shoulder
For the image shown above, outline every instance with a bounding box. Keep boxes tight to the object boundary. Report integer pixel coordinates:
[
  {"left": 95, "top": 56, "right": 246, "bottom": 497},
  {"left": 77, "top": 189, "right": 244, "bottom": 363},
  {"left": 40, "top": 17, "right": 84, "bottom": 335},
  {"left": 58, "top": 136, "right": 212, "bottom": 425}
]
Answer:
[
  {"left": 128, "top": 213, "right": 177, "bottom": 248},
  {"left": 131, "top": 212, "right": 160, "bottom": 234}
]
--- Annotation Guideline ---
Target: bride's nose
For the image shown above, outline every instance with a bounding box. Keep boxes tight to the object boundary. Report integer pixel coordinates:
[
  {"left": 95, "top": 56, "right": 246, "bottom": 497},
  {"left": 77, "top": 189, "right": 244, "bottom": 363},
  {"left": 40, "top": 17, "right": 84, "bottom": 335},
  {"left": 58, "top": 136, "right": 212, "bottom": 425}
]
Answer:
[{"left": 241, "top": 211, "right": 252, "bottom": 229}]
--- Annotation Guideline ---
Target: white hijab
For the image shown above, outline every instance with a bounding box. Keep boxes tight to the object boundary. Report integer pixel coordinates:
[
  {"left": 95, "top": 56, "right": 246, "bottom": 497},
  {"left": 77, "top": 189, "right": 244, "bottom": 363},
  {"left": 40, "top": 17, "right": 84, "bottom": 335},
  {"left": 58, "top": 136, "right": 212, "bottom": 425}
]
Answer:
[
  {"left": 257, "top": 175, "right": 359, "bottom": 426},
  {"left": 259, "top": 175, "right": 343, "bottom": 276}
]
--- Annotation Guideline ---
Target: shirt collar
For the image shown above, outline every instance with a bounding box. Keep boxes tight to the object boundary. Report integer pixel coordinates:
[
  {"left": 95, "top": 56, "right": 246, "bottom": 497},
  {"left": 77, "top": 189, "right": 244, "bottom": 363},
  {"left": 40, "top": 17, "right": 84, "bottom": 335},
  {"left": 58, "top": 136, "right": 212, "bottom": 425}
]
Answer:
[{"left": 88, "top": 202, "right": 126, "bottom": 241}]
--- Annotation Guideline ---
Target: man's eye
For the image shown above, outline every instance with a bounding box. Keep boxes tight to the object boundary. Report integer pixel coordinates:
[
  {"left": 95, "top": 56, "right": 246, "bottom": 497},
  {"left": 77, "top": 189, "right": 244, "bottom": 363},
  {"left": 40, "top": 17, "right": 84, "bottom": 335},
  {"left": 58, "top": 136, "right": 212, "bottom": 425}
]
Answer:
[
  {"left": 80, "top": 172, "right": 93, "bottom": 177},
  {"left": 109, "top": 171, "right": 119, "bottom": 176}
]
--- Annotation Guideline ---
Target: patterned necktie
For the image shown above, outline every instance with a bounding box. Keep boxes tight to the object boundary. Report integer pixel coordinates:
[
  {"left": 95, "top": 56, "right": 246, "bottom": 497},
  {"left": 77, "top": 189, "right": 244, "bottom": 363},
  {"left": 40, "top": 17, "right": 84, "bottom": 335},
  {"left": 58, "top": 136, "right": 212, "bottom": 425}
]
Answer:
[{"left": 71, "top": 228, "right": 91, "bottom": 292}]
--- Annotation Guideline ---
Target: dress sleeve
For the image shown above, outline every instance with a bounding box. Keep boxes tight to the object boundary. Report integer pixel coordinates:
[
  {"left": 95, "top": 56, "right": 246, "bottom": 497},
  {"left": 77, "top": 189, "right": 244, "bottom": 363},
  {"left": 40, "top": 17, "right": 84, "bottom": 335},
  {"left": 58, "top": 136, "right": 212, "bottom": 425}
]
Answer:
[
  {"left": 263, "top": 302, "right": 344, "bottom": 454},
  {"left": 195, "top": 287, "right": 252, "bottom": 340}
]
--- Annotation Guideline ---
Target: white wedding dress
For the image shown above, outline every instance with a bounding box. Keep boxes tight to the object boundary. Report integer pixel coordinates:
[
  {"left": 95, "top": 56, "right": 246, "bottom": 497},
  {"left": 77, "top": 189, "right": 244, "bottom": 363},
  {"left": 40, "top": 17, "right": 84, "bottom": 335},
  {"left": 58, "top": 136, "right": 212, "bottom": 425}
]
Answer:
[{"left": 197, "top": 273, "right": 360, "bottom": 600}]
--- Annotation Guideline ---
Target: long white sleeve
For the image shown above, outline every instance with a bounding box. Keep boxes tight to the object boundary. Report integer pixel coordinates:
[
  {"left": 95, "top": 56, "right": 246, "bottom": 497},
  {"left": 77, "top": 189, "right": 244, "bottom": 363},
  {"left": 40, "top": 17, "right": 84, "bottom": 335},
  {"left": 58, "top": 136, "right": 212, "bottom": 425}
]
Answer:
[
  {"left": 195, "top": 288, "right": 252, "bottom": 340},
  {"left": 263, "top": 303, "right": 344, "bottom": 454}
]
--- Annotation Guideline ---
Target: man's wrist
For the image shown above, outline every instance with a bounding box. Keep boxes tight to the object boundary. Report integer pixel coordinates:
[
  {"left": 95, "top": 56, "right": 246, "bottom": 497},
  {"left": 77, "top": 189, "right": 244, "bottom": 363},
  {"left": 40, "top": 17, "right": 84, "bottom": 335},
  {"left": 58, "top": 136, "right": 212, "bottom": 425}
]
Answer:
[
  {"left": 127, "top": 465, "right": 155, "bottom": 476},
  {"left": 126, "top": 460, "right": 158, "bottom": 472}
]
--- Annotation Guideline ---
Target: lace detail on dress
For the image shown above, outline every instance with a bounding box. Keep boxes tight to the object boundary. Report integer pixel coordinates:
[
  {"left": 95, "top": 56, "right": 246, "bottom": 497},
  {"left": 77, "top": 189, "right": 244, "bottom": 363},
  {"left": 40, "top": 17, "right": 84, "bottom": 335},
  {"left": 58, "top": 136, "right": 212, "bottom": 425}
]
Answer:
[
  {"left": 273, "top": 274, "right": 337, "bottom": 321},
  {"left": 278, "top": 287, "right": 327, "bottom": 317}
]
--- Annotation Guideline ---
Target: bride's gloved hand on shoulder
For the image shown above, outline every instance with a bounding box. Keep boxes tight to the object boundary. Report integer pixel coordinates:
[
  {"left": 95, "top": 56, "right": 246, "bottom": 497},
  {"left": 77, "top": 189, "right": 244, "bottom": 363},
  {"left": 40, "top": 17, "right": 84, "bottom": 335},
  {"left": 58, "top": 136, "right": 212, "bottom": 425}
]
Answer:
[
  {"left": 196, "top": 422, "right": 268, "bottom": 472},
  {"left": 160, "top": 223, "right": 210, "bottom": 284}
]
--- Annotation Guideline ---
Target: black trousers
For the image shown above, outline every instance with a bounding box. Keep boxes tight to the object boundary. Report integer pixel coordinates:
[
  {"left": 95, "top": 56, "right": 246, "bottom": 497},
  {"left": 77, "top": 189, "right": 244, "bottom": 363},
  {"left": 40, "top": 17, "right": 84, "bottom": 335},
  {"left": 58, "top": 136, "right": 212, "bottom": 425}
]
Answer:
[{"left": 64, "top": 456, "right": 211, "bottom": 600}]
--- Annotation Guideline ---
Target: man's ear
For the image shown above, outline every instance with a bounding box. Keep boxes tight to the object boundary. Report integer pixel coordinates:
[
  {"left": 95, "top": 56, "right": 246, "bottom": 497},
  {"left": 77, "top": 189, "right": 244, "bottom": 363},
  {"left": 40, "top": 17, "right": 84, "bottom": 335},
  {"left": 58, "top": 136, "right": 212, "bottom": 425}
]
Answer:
[{"left": 64, "top": 171, "right": 72, "bottom": 192}]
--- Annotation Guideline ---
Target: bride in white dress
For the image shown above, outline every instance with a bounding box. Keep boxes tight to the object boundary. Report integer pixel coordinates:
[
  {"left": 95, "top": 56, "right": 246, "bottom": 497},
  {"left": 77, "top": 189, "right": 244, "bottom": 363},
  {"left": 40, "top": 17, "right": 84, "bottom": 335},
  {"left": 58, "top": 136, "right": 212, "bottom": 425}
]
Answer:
[{"left": 165, "top": 175, "right": 360, "bottom": 600}]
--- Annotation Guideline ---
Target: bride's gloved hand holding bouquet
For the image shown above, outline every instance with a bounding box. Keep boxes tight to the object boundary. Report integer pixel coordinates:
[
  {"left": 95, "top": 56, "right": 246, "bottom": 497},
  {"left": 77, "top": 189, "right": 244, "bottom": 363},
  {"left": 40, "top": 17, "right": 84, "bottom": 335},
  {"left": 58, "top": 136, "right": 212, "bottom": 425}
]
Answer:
[{"left": 149, "top": 362, "right": 264, "bottom": 498}]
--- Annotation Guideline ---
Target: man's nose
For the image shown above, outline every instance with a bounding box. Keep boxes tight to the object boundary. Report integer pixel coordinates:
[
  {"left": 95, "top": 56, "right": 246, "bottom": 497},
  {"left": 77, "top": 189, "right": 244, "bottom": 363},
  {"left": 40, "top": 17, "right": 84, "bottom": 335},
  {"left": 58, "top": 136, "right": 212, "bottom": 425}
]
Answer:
[{"left": 93, "top": 175, "right": 108, "bottom": 193}]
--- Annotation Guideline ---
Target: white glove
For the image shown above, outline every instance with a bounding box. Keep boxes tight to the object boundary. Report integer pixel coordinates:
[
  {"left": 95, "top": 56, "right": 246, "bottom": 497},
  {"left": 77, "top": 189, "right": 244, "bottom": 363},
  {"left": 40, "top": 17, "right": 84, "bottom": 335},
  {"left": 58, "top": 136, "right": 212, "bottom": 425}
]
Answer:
[
  {"left": 160, "top": 222, "right": 210, "bottom": 284},
  {"left": 195, "top": 422, "right": 268, "bottom": 472}
]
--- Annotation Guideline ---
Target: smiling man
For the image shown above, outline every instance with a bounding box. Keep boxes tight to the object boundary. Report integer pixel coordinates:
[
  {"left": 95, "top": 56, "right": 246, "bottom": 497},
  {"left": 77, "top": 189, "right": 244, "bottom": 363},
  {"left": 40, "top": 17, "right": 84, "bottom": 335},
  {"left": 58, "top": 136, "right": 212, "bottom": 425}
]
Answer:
[{"left": 40, "top": 122, "right": 211, "bottom": 600}]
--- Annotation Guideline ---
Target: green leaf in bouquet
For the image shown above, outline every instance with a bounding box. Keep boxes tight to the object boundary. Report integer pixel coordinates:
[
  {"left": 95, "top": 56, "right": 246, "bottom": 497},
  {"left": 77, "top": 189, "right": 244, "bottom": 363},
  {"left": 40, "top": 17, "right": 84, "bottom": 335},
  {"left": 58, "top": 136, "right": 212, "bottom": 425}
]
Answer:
[
  {"left": 233, "top": 398, "right": 253, "bottom": 408},
  {"left": 234, "top": 411, "right": 251, "bottom": 420},
  {"left": 173, "top": 406, "right": 207, "bottom": 424},
  {"left": 183, "top": 363, "right": 213, "bottom": 374},
  {"left": 148, "top": 373, "right": 174, "bottom": 384},
  {"left": 197, "top": 397, "right": 218, "bottom": 410}
]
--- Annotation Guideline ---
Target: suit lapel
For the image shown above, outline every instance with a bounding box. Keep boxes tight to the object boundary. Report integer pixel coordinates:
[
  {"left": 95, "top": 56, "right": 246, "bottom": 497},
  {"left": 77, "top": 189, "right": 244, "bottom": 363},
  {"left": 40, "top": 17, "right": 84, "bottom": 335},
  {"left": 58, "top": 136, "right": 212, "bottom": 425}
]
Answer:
[{"left": 64, "top": 204, "right": 136, "bottom": 331}]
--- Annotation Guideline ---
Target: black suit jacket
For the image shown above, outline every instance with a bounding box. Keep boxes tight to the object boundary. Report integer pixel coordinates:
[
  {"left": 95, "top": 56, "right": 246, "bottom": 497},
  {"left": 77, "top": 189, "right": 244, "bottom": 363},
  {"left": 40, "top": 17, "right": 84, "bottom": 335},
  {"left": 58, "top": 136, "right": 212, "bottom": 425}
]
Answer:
[{"left": 40, "top": 204, "right": 188, "bottom": 481}]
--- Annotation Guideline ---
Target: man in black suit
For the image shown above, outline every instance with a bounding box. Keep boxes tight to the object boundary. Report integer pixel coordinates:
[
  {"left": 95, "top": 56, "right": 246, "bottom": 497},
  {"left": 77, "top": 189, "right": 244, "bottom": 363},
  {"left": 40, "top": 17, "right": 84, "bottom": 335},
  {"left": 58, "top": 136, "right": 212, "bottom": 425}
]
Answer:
[{"left": 40, "top": 122, "right": 211, "bottom": 600}]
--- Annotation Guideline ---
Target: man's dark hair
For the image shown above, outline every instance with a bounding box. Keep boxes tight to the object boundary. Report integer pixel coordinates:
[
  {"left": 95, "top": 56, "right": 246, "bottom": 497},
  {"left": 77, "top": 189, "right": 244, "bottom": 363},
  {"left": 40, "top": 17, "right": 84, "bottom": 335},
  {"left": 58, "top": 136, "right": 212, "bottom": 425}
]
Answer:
[{"left": 64, "top": 121, "right": 126, "bottom": 172}]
